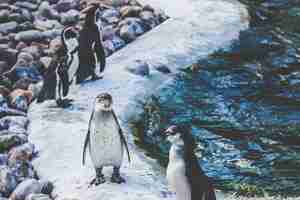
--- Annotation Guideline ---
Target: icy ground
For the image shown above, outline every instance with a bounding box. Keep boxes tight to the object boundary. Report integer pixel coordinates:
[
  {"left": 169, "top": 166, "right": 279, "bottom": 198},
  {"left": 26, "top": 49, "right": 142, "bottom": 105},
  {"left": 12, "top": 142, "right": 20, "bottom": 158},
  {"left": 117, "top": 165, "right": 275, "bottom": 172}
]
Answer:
[{"left": 28, "top": 0, "right": 248, "bottom": 199}]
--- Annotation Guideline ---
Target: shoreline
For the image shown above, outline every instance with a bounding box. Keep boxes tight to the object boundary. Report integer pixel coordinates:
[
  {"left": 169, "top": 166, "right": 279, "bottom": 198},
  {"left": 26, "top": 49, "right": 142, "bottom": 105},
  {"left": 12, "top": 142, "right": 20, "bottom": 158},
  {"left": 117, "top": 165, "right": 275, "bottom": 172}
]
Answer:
[{"left": 28, "top": 0, "right": 248, "bottom": 199}]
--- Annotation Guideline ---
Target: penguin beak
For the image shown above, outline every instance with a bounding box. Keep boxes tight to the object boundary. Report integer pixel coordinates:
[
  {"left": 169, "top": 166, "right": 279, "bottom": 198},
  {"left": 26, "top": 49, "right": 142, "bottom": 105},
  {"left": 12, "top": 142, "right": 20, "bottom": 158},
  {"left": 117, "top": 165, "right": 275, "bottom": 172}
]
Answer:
[{"left": 164, "top": 125, "right": 177, "bottom": 138}]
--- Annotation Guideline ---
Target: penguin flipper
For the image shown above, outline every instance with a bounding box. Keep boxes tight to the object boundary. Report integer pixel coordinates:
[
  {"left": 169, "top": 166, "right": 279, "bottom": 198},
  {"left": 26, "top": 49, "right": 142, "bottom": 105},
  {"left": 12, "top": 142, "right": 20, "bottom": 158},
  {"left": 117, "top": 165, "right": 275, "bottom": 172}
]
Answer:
[
  {"left": 82, "top": 110, "right": 94, "bottom": 165},
  {"left": 112, "top": 110, "right": 131, "bottom": 163}
]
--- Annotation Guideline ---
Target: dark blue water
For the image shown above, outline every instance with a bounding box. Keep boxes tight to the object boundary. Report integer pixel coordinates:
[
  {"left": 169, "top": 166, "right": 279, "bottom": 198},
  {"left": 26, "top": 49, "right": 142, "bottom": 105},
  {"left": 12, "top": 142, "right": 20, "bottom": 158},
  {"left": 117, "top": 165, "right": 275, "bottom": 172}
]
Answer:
[{"left": 133, "top": 0, "right": 300, "bottom": 197}]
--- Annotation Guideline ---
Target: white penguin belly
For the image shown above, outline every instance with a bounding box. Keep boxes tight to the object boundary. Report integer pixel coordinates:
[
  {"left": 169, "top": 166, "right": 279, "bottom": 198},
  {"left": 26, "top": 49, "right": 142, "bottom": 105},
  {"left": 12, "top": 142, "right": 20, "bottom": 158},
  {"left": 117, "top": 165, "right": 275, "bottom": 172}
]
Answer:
[
  {"left": 167, "top": 147, "right": 191, "bottom": 200},
  {"left": 68, "top": 52, "right": 79, "bottom": 83},
  {"left": 89, "top": 114, "right": 123, "bottom": 168}
]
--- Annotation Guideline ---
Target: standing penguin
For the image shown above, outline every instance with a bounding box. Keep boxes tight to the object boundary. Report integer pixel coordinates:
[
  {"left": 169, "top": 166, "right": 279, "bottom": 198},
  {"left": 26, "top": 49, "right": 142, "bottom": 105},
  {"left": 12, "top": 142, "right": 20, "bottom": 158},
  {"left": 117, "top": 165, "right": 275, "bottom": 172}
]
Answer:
[
  {"left": 77, "top": 4, "right": 106, "bottom": 84},
  {"left": 82, "top": 93, "right": 130, "bottom": 185},
  {"left": 164, "top": 125, "right": 216, "bottom": 200}
]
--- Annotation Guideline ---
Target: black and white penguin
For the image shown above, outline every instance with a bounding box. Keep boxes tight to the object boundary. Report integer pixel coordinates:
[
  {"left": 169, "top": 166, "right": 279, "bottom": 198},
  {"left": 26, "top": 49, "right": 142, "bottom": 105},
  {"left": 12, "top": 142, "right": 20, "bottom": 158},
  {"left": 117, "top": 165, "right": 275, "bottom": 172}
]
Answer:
[
  {"left": 55, "top": 26, "right": 79, "bottom": 106},
  {"left": 82, "top": 93, "right": 130, "bottom": 185},
  {"left": 164, "top": 125, "right": 216, "bottom": 200},
  {"left": 77, "top": 4, "right": 106, "bottom": 84}
]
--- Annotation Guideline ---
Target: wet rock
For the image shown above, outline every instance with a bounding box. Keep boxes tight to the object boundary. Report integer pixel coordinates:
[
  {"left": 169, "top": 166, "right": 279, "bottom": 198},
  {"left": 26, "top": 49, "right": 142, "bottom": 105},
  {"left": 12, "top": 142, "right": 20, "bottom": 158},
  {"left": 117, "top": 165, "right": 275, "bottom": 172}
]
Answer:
[
  {"left": 55, "top": 0, "right": 80, "bottom": 12},
  {"left": 16, "top": 42, "right": 28, "bottom": 51},
  {"left": 0, "top": 35, "right": 10, "bottom": 44},
  {"left": 153, "top": 64, "right": 171, "bottom": 74},
  {"left": 15, "top": 30, "right": 44, "bottom": 43},
  {"left": 0, "top": 134, "right": 27, "bottom": 153},
  {"left": 140, "top": 11, "right": 158, "bottom": 30},
  {"left": 0, "top": 61, "right": 9, "bottom": 74},
  {"left": 103, "top": 36, "right": 125, "bottom": 54},
  {"left": 0, "top": 47, "right": 17, "bottom": 67},
  {"left": 120, "top": 5, "right": 142, "bottom": 18},
  {"left": 14, "top": 2, "right": 38, "bottom": 11},
  {"left": 0, "top": 10, "right": 10, "bottom": 23},
  {"left": 60, "top": 9, "right": 80, "bottom": 25},
  {"left": 119, "top": 18, "right": 144, "bottom": 42},
  {"left": 20, "top": 9, "right": 34, "bottom": 22},
  {"left": 0, "top": 166, "right": 18, "bottom": 197},
  {"left": 102, "top": 25, "right": 116, "bottom": 40},
  {"left": 126, "top": 60, "right": 150, "bottom": 76},
  {"left": 25, "top": 194, "right": 51, "bottom": 200},
  {"left": 42, "top": 29, "right": 63, "bottom": 40},
  {"left": 8, "top": 143, "right": 35, "bottom": 164},
  {"left": 10, "top": 179, "right": 53, "bottom": 200},
  {"left": 34, "top": 19, "right": 63, "bottom": 31},
  {"left": 101, "top": 8, "right": 120, "bottom": 24},
  {"left": 0, "top": 154, "right": 8, "bottom": 165},
  {"left": 0, "top": 22, "right": 18, "bottom": 35},
  {"left": 38, "top": 1, "right": 60, "bottom": 20},
  {"left": 21, "top": 46, "right": 43, "bottom": 60},
  {"left": 109, "top": 0, "right": 129, "bottom": 7},
  {"left": 0, "top": 116, "right": 29, "bottom": 135}
]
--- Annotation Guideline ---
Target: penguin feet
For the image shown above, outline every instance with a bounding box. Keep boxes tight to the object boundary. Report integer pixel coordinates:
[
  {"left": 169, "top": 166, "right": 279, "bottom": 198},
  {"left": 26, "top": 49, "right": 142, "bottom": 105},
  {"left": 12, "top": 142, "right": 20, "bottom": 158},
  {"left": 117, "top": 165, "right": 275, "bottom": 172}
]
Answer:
[
  {"left": 56, "top": 98, "right": 73, "bottom": 108},
  {"left": 111, "top": 173, "right": 125, "bottom": 184},
  {"left": 91, "top": 74, "right": 103, "bottom": 81},
  {"left": 89, "top": 175, "right": 105, "bottom": 186}
]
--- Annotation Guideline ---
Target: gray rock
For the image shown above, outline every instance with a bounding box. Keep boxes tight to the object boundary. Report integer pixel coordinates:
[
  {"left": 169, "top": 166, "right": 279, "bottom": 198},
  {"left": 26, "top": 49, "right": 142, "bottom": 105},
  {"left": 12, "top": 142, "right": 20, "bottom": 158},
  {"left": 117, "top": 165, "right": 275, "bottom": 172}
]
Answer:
[
  {"left": 0, "top": 10, "right": 10, "bottom": 23},
  {"left": 15, "top": 30, "right": 44, "bottom": 42},
  {"left": 55, "top": 0, "right": 79, "bottom": 12},
  {"left": 25, "top": 194, "right": 51, "bottom": 200},
  {"left": 119, "top": 18, "right": 144, "bottom": 42},
  {"left": 126, "top": 60, "right": 150, "bottom": 76},
  {"left": 110, "top": 0, "right": 129, "bottom": 7},
  {"left": 42, "top": 29, "right": 62, "bottom": 40},
  {"left": 120, "top": 5, "right": 142, "bottom": 18},
  {"left": 140, "top": 11, "right": 158, "bottom": 29},
  {"left": 0, "top": 48, "right": 18, "bottom": 66},
  {"left": 102, "top": 8, "right": 120, "bottom": 24},
  {"left": 0, "top": 154, "right": 8, "bottom": 165},
  {"left": 0, "top": 35, "right": 10, "bottom": 44},
  {"left": 0, "top": 134, "right": 27, "bottom": 153},
  {"left": 102, "top": 25, "right": 116, "bottom": 40},
  {"left": 20, "top": 9, "right": 34, "bottom": 22},
  {"left": 0, "top": 116, "right": 29, "bottom": 135},
  {"left": 0, "top": 61, "right": 9, "bottom": 74},
  {"left": 60, "top": 9, "right": 79, "bottom": 25},
  {"left": 8, "top": 143, "right": 35, "bottom": 164},
  {"left": 38, "top": 1, "right": 60, "bottom": 20},
  {"left": 10, "top": 161, "right": 36, "bottom": 182},
  {"left": 8, "top": 13, "right": 25, "bottom": 24},
  {"left": 0, "top": 22, "right": 18, "bottom": 35},
  {"left": 14, "top": 2, "right": 38, "bottom": 11},
  {"left": 103, "top": 36, "right": 125, "bottom": 55},
  {"left": 10, "top": 179, "right": 53, "bottom": 200},
  {"left": 34, "top": 19, "right": 62, "bottom": 31},
  {"left": 0, "top": 166, "right": 18, "bottom": 197},
  {"left": 0, "top": 3, "right": 11, "bottom": 10},
  {"left": 16, "top": 22, "right": 35, "bottom": 32}
]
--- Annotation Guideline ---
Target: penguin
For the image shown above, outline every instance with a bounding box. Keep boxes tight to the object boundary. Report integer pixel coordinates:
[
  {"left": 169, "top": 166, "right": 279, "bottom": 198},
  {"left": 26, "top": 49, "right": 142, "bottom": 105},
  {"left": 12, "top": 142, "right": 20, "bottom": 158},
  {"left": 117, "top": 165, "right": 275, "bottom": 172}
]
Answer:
[
  {"left": 77, "top": 4, "right": 106, "bottom": 84},
  {"left": 55, "top": 26, "right": 79, "bottom": 107},
  {"left": 164, "top": 125, "right": 216, "bottom": 200},
  {"left": 82, "top": 93, "right": 130, "bottom": 185}
]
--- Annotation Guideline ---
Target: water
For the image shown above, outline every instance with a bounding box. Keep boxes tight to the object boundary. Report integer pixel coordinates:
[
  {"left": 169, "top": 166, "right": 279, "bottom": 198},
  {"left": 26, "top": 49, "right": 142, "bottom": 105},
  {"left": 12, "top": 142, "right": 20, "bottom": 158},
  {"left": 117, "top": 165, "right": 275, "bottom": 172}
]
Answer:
[{"left": 135, "top": 0, "right": 300, "bottom": 197}]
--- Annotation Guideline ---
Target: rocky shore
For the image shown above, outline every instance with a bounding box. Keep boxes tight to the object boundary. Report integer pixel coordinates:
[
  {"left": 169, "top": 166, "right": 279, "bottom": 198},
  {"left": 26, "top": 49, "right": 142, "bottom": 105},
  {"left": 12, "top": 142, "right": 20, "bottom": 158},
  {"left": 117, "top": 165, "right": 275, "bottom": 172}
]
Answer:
[{"left": 0, "top": 0, "right": 167, "bottom": 199}]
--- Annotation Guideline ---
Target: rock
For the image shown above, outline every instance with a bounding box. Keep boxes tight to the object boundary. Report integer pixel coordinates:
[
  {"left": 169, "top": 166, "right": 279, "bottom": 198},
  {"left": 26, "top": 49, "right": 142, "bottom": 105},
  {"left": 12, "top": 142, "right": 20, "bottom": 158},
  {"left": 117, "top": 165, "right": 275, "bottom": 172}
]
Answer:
[
  {"left": 0, "top": 116, "right": 29, "bottom": 135},
  {"left": 15, "top": 30, "right": 44, "bottom": 42},
  {"left": 39, "top": 57, "right": 51, "bottom": 69},
  {"left": 142, "top": 4, "right": 155, "bottom": 12},
  {"left": 46, "top": 0, "right": 59, "bottom": 4},
  {"left": 21, "top": 46, "right": 43, "bottom": 60},
  {"left": 0, "top": 154, "right": 8, "bottom": 165},
  {"left": 102, "top": 25, "right": 116, "bottom": 40},
  {"left": 0, "top": 166, "right": 18, "bottom": 197},
  {"left": 9, "top": 90, "right": 32, "bottom": 112},
  {"left": 109, "top": 0, "right": 129, "bottom": 7},
  {"left": 13, "top": 78, "right": 33, "bottom": 90},
  {"left": 14, "top": 2, "right": 38, "bottom": 11},
  {"left": 55, "top": 0, "right": 80, "bottom": 12},
  {"left": 0, "top": 47, "right": 17, "bottom": 67},
  {"left": 140, "top": 11, "right": 158, "bottom": 30},
  {"left": 25, "top": 194, "right": 51, "bottom": 200},
  {"left": 0, "top": 10, "right": 10, "bottom": 23},
  {"left": 126, "top": 60, "right": 150, "bottom": 76},
  {"left": 120, "top": 5, "right": 142, "bottom": 18},
  {"left": 0, "top": 22, "right": 18, "bottom": 35},
  {"left": 119, "top": 18, "right": 144, "bottom": 42},
  {"left": 34, "top": 19, "right": 63, "bottom": 31},
  {"left": 8, "top": 143, "right": 35, "bottom": 164},
  {"left": 101, "top": 8, "right": 120, "bottom": 24},
  {"left": 20, "top": 9, "right": 34, "bottom": 22},
  {"left": 8, "top": 13, "right": 25, "bottom": 24},
  {"left": 0, "top": 35, "right": 10, "bottom": 44},
  {"left": 42, "top": 29, "right": 62, "bottom": 40},
  {"left": 10, "top": 161, "right": 36, "bottom": 182},
  {"left": 0, "top": 61, "right": 9, "bottom": 74},
  {"left": 60, "top": 9, "right": 80, "bottom": 25},
  {"left": 16, "top": 22, "right": 35, "bottom": 32},
  {"left": 10, "top": 179, "right": 53, "bottom": 200},
  {"left": 154, "top": 64, "right": 171, "bottom": 74},
  {"left": 16, "top": 42, "right": 28, "bottom": 51},
  {"left": 103, "top": 36, "right": 125, "bottom": 54},
  {"left": 0, "top": 134, "right": 27, "bottom": 153},
  {"left": 38, "top": 1, "right": 60, "bottom": 20}
]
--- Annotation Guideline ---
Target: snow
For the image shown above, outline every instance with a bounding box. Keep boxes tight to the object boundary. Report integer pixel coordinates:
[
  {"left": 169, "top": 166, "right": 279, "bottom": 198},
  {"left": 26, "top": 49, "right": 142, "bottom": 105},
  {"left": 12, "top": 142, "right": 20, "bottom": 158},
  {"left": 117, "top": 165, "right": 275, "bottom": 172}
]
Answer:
[{"left": 28, "top": 0, "right": 248, "bottom": 199}]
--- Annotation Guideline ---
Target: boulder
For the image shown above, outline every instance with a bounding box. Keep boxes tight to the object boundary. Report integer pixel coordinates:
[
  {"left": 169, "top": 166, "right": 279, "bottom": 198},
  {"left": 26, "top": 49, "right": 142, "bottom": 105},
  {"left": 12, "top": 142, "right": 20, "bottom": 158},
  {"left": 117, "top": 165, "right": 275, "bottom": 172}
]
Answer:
[
  {"left": 0, "top": 47, "right": 17, "bottom": 67},
  {"left": 0, "top": 154, "right": 8, "bottom": 165},
  {"left": 154, "top": 64, "right": 171, "bottom": 74},
  {"left": 0, "top": 61, "right": 9, "bottom": 74},
  {"left": 42, "top": 29, "right": 63, "bottom": 40},
  {"left": 38, "top": 1, "right": 60, "bottom": 20},
  {"left": 55, "top": 0, "right": 80, "bottom": 12},
  {"left": 25, "top": 194, "right": 51, "bottom": 200},
  {"left": 120, "top": 5, "right": 142, "bottom": 18},
  {"left": 60, "top": 9, "right": 80, "bottom": 25},
  {"left": 0, "top": 116, "right": 29, "bottom": 135},
  {"left": 119, "top": 18, "right": 144, "bottom": 42},
  {"left": 15, "top": 30, "right": 44, "bottom": 43},
  {"left": 101, "top": 8, "right": 120, "bottom": 24},
  {"left": 21, "top": 46, "right": 43, "bottom": 60},
  {"left": 34, "top": 19, "right": 63, "bottom": 31},
  {"left": 10, "top": 179, "right": 53, "bottom": 200},
  {"left": 14, "top": 2, "right": 38, "bottom": 11},
  {"left": 16, "top": 22, "right": 35, "bottom": 32},
  {"left": 0, "top": 10, "right": 10, "bottom": 23},
  {"left": 8, "top": 143, "right": 35, "bottom": 164},
  {"left": 0, "top": 22, "right": 18, "bottom": 35},
  {"left": 0, "top": 134, "right": 27, "bottom": 153},
  {"left": 126, "top": 60, "right": 150, "bottom": 76},
  {"left": 0, "top": 166, "right": 18, "bottom": 197}
]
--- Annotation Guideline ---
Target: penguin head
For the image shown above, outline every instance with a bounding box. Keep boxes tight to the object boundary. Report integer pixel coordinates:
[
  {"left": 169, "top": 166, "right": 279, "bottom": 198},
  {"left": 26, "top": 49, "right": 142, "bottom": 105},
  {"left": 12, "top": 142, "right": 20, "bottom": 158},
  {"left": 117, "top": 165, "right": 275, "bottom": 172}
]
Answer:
[
  {"left": 62, "top": 26, "right": 79, "bottom": 54},
  {"left": 95, "top": 93, "right": 113, "bottom": 111},
  {"left": 164, "top": 125, "right": 184, "bottom": 146}
]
